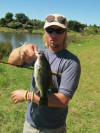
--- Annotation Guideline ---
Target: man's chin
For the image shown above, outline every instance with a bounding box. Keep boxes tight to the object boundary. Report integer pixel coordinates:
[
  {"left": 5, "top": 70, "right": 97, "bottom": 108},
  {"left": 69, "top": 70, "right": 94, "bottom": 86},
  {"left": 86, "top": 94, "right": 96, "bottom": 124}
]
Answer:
[{"left": 50, "top": 43, "right": 58, "bottom": 48}]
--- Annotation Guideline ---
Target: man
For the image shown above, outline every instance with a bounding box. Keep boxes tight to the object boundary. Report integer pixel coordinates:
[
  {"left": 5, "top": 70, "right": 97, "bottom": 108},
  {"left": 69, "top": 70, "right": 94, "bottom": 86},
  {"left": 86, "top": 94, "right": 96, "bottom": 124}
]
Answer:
[{"left": 9, "top": 14, "right": 81, "bottom": 133}]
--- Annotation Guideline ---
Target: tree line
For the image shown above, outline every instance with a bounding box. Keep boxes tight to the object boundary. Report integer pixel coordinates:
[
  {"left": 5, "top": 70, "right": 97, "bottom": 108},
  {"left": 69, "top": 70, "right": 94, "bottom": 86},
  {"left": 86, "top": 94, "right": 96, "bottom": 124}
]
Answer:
[
  {"left": 0, "top": 12, "right": 99, "bottom": 33},
  {"left": 0, "top": 12, "right": 44, "bottom": 31}
]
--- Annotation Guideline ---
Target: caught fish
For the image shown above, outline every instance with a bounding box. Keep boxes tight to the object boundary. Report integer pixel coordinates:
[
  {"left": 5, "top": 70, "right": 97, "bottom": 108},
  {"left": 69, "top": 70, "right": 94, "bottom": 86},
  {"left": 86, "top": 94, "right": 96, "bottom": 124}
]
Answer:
[{"left": 34, "top": 51, "right": 52, "bottom": 106}]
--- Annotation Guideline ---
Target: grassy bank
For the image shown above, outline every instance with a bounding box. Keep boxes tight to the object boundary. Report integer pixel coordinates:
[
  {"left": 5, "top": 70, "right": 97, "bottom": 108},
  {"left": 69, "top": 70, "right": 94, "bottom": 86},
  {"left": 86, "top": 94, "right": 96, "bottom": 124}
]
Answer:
[
  {"left": 0, "top": 27, "right": 43, "bottom": 34},
  {"left": 0, "top": 34, "right": 100, "bottom": 133},
  {"left": 0, "top": 27, "right": 29, "bottom": 33}
]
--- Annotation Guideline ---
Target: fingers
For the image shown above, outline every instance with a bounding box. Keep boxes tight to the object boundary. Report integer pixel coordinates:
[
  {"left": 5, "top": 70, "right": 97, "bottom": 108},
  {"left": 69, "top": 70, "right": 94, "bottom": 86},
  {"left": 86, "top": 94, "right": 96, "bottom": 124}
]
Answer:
[
  {"left": 21, "top": 44, "right": 38, "bottom": 63},
  {"left": 11, "top": 91, "right": 17, "bottom": 103},
  {"left": 11, "top": 90, "right": 20, "bottom": 103},
  {"left": 11, "top": 90, "right": 27, "bottom": 103},
  {"left": 32, "top": 44, "right": 38, "bottom": 53}
]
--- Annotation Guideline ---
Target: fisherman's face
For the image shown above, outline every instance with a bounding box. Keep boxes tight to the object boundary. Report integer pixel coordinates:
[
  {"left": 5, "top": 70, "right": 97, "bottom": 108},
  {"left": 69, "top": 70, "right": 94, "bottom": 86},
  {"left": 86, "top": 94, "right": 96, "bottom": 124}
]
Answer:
[{"left": 45, "top": 26, "right": 66, "bottom": 52}]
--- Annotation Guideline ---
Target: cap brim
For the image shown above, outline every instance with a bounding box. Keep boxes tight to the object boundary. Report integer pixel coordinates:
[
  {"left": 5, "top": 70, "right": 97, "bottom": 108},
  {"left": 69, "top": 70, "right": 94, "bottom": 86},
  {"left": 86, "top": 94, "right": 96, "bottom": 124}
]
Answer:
[{"left": 44, "top": 22, "right": 66, "bottom": 29}]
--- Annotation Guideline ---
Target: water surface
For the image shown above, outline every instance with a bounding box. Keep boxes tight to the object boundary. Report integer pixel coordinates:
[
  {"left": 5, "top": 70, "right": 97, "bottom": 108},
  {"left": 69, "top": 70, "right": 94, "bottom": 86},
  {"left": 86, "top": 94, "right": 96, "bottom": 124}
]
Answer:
[{"left": 0, "top": 32, "right": 45, "bottom": 50}]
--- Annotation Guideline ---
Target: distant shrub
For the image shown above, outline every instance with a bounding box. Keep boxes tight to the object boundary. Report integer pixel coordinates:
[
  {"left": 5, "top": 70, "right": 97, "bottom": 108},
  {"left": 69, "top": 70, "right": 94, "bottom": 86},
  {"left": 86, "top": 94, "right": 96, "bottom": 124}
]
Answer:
[
  {"left": 0, "top": 42, "right": 12, "bottom": 59},
  {"left": 83, "top": 26, "right": 100, "bottom": 35},
  {"left": 7, "top": 21, "right": 23, "bottom": 29},
  {"left": 67, "top": 32, "right": 83, "bottom": 44}
]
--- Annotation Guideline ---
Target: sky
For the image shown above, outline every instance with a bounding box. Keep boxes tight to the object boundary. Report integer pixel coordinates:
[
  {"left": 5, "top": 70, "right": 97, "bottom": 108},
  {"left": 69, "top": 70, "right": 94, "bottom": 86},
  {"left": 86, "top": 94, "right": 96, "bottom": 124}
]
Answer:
[{"left": 0, "top": 0, "right": 100, "bottom": 26}]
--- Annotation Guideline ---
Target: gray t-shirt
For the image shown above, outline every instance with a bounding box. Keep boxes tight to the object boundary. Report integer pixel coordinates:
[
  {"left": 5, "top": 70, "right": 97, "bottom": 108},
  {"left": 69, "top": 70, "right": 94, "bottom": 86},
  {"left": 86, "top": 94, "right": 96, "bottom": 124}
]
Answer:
[{"left": 25, "top": 48, "right": 81, "bottom": 129}]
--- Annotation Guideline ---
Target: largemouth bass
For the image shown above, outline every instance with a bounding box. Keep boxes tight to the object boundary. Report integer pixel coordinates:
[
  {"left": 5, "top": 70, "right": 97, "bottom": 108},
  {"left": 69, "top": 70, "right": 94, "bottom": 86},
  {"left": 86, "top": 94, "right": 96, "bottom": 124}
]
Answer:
[{"left": 34, "top": 51, "right": 52, "bottom": 106}]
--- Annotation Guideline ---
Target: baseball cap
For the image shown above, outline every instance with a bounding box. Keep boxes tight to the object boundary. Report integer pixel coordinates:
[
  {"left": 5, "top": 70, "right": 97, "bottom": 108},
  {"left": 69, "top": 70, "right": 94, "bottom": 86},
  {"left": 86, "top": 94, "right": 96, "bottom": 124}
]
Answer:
[{"left": 44, "top": 14, "right": 67, "bottom": 29}]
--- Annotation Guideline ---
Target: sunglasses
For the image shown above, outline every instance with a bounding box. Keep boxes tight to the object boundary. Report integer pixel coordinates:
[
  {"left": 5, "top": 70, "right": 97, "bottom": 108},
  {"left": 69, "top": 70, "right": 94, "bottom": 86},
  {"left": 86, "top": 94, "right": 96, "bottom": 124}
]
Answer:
[
  {"left": 46, "top": 27, "right": 66, "bottom": 34},
  {"left": 46, "top": 15, "right": 66, "bottom": 25}
]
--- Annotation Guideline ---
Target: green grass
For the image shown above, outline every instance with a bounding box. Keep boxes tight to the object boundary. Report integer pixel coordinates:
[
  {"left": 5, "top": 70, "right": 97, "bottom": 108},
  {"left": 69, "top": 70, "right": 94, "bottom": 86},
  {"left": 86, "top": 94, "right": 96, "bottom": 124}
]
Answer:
[
  {"left": 0, "top": 27, "right": 44, "bottom": 34},
  {"left": 0, "top": 60, "right": 32, "bottom": 133},
  {"left": 0, "top": 34, "right": 100, "bottom": 133},
  {"left": 67, "top": 35, "right": 100, "bottom": 133},
  {"left": 32, "top": 29, "right": 44, "bottom": 34},
  {"left": 0, "top": 27, "right": 29, "bottom": 33}
]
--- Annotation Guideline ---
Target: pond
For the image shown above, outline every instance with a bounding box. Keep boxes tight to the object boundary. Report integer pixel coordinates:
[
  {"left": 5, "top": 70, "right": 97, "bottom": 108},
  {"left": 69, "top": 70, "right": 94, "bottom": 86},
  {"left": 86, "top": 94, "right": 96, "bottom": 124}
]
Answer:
[{"left": 0, "top": 32, "right": 45, "bottom": 50}]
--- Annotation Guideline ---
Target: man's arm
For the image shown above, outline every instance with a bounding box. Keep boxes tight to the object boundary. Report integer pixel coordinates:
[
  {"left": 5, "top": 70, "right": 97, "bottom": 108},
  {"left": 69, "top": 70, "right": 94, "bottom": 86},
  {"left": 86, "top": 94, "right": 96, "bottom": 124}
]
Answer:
[
  {"left": 28, "top": 92, "right": 70, "bottom": 108},
  {"left": 48, "top": 93, "right": 70, "bottom": 107},
  {"left": 11, "top": 90, "right": 70, "bottom": 108}
]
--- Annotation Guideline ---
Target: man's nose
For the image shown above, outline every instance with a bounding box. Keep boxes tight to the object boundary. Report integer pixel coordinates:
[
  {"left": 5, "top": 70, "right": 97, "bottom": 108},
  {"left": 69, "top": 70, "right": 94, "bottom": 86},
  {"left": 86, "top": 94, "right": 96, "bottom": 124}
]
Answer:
[{"left": 50, "top": 32, "right": 57, "bottom": 37}]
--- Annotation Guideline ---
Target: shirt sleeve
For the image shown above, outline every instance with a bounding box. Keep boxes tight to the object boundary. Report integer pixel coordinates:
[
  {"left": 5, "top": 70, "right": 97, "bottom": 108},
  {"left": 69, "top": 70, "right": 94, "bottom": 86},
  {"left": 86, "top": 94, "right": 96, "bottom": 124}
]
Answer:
[{"left": 59, "top": 60, "right": 81, "bottom": 98}]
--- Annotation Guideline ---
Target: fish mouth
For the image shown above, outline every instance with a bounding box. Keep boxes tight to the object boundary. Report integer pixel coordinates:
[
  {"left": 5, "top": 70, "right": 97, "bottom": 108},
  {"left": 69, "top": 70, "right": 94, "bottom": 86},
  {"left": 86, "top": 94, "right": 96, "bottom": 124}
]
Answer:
[{"left": 35, "top": 51, "right": 44, "bottom": 57}]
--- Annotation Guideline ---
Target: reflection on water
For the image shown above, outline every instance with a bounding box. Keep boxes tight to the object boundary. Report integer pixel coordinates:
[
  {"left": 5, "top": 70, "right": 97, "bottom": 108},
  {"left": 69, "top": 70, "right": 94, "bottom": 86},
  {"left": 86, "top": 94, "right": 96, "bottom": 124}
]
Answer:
[{"left": 0, "top": 32, "right": 45, "bottom": 50}]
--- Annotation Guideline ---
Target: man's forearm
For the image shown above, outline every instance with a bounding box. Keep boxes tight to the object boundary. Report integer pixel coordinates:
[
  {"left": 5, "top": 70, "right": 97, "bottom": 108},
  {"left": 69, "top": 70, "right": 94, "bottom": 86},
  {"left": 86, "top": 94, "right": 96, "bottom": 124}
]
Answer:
[
  {"left": 28, "top": 92, "right": 70, "bottom": 108},
  {"left": 48, "top": 93, "right": 70, "bottom": 108}
]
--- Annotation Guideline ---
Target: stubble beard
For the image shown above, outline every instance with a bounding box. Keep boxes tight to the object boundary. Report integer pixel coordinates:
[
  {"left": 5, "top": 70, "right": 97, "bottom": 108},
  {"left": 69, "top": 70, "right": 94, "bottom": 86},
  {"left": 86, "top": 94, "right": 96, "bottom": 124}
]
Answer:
[{"left": 50, "top": 43, "right": 58, "bottom": 48}]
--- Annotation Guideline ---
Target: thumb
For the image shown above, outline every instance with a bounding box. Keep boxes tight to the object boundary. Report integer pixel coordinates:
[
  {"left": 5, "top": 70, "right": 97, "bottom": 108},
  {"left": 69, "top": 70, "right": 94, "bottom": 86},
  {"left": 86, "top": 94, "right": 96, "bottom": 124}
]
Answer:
[{"left": 32, "top": 44, "right": 38, "bottom": 53}]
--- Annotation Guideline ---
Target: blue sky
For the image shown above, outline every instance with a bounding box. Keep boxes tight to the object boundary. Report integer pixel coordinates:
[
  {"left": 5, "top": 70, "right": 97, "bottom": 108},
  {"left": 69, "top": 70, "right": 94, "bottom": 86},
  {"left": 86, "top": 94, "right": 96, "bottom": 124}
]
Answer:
[{"left": 0, "top": 0, "right": 100, "bottom": 26}]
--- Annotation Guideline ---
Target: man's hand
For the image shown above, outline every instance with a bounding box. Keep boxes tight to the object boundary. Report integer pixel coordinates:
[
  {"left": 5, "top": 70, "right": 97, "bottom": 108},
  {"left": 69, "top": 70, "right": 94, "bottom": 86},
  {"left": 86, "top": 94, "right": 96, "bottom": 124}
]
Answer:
[
  {"left": 21, "top": 44, "right": 38, "bottom": 63},
  {"left": 8, "top": 44, "right": 38, "bottom": 65},
  {"left": 11, "top": 89, "right": 27, "bottom": 103}
]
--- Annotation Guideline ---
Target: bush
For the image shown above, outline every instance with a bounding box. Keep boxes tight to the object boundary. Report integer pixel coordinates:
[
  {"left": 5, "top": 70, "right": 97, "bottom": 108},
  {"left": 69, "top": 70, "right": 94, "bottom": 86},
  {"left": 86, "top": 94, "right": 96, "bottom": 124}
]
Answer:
[
  {"left": 67, "top": 31, "right": 83, "bottom": 44},
  {"left": 68, "top": 20, "right": 86, "bottom": 32},
  {"left": 7, "top": 21, "right": 23, "bottom": 29},
  {"left": 83, "top": 26, "right": 100, "bottom": 35},
  {"left": 0, "top": 42, "right": 12, "bottom": 59}
]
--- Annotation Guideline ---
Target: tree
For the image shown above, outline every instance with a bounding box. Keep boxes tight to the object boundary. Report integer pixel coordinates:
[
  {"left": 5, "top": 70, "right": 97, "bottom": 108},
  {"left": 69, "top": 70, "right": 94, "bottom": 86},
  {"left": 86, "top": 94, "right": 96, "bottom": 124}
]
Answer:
[
  {"left": 32, "top": 19, "right": 44, "bottom": 29},
  {"left": 27, "top": 20, "right": 34, "bottom": 26},
  {"left": 15, "top": 13, "right": 29, "bottom": 24},
  {"left": 68, "top": 20, "right": 86, "bottom": 32},
  {"left": 93, "top": 24, "right": 97, "bottom": 27},
  {"left": 0, "top": 18, "right": 6, "bottom": 27},
  {"left": 5, "top": 12, "right": 13, "bottom": 23}
]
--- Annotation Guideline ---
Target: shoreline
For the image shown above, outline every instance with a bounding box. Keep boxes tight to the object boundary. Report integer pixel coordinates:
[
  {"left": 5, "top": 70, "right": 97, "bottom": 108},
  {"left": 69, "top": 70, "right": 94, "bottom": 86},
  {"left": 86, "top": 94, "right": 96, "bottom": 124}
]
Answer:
[{"left": 0, "top": 27, "right": 44, "bottom": 34}]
